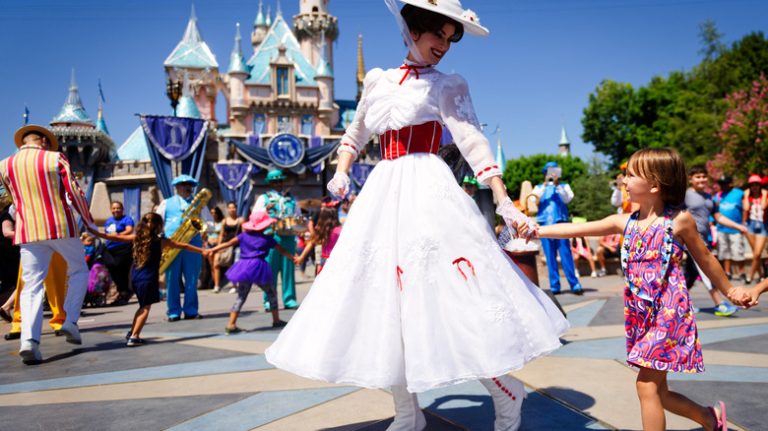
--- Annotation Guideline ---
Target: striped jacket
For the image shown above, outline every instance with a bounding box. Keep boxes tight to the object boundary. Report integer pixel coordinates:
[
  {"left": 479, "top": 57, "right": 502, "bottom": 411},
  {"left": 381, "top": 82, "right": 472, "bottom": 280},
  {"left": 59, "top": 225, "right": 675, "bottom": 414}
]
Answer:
[{"left": 0, "top": 145, "right": 95, "bottom": 245}]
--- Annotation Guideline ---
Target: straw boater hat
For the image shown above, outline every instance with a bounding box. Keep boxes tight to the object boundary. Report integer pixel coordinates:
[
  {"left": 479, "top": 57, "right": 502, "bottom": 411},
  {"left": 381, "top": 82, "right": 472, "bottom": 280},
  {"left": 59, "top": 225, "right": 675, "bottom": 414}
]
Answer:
[
  {"left": 398, "top": 0, "right": 489, "bottom": 36},
  {"left": 14, "top": 124, "right": 59, "bottom": 152},
  {"left": 242, "top": 211, "right": 276, "bottom": 232}
]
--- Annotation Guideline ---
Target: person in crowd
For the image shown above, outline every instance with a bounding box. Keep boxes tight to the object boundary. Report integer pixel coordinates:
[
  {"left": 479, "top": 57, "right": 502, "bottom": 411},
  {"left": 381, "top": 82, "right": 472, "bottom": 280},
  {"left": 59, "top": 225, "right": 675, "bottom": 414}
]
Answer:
[
  {"left": 532, "top": 160, "right": 583, "bottom": 294},
  {"left": 685, "top": 165, "right": 747, "bottom": 317},
  {"left": 103, "top": 201, "right": 135, "bottom": 305},
  {"left": 97, "top": 213, "right": 207, "bottom": 346},
  {"left": 208, "top": 211, "right": 292, "bottom": 333},
  {"left": 265, "top": 2, "right": 568, "bottom": 430},
  {"left": 0, "top": 198, "right": 19, "bottom": 323},
  {"left": 216, "top": 202, "right": 242, "bottom": 294},
  {"left": 743, "top": 174, "right": 767, "bottom": 283},
  {"left": 252, "top": 170, "right": 300, "bottom": 310},
  {"left": 461, "top": 175, "right": 479, "bottom": 197},
  {"left": 595, "top": 234, "right": 621, "bottom": 277},
  {"left": 0, "top": 124, "right": 97, "bottom": 364},
  {"left": 81, "top": 232, "right": 96, "bottom": 267},
  {"left": 155, "top": 175, "right": 210, "bottom": 321},
  {"left": 294, "top": 206, "right": 342, "bottom": 275},
  {"left": 199, "top": 206, "right": 223, "bottom": 291},
  {"left": 337, "top": 193, "right": 356, "bottom": 225},
  {"left": 538, "top": 148, "right": 751, "bottom": 431},
  {"left": 714, "top": 176, "right": 747, "bottom": 282},
  {"left": 571, "top": 237, "right": 597, "bottom": 278}
]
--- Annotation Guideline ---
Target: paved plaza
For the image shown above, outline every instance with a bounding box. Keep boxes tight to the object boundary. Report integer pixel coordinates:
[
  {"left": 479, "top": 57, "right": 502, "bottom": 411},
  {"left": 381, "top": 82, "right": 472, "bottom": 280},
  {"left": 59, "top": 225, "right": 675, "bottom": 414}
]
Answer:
[{"left": 0, "top": 264, "right": 765, "bottom": 430}]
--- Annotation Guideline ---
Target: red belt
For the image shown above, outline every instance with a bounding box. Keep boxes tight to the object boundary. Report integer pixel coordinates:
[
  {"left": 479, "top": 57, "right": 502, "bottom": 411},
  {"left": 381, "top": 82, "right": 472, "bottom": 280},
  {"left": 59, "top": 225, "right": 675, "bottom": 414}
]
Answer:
[{"left": 379, "top": 121, "right": 442, "bottom": 160}]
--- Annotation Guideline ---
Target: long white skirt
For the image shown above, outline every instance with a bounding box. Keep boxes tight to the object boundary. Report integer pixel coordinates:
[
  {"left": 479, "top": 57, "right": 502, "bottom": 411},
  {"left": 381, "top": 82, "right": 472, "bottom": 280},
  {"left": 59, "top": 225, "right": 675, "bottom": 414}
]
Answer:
[{"left": 265, "top": 154, "right": 569, "bottom": 393}]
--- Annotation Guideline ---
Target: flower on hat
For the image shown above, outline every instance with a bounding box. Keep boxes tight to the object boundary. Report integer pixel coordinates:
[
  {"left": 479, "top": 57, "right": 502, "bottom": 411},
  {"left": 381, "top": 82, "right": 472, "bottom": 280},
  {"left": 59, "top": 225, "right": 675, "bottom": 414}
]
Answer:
[{"left": 462, "top": 9, "right": 479, "bottom": 23}]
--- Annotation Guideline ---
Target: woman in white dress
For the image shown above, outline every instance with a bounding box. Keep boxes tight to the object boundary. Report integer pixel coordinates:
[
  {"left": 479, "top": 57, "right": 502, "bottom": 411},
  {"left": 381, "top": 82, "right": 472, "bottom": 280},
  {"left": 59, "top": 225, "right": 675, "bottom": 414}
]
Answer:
[{"left": 265, "top": 1, "right": 569, "bottom": 429}]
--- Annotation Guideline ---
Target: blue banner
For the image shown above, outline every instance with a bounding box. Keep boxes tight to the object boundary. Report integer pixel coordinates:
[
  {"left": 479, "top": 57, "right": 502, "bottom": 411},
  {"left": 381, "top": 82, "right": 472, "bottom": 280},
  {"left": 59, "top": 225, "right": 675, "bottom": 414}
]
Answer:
[
  {"left": 123, "top": 186, "right": 141, "bottom": 223},
  {"left": 140, "top": 115, "right": 208, "bottom": 199},
  {"left": 214, "top": 162, "right": 257, "bottom": 218},
  {"left": 350, "top": 163, "right": 375, "bottom": 193}
]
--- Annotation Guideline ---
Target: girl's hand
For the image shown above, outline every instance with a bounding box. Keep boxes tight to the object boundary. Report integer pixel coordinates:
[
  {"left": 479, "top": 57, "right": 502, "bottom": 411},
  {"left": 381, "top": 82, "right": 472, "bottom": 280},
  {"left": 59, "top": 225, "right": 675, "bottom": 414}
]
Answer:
[
  {"left": 292, "top": 256, "right": 302, "bottom": 265},
  {"left": 727, "top": 286, "right": 753, "bottom": 308}
]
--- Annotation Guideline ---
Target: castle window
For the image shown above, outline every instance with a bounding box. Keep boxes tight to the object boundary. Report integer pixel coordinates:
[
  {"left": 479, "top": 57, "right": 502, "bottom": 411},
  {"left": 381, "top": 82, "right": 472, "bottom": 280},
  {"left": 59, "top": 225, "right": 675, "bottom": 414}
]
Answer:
[
  {"left": 276, "top": 67, "right": 289, "bottom": 96},
  {"left": 253, "top": 114, "right": 266, "bottom": 135},
  {"left": 301, "top": 115, "right": 314, "bottom": 136}
]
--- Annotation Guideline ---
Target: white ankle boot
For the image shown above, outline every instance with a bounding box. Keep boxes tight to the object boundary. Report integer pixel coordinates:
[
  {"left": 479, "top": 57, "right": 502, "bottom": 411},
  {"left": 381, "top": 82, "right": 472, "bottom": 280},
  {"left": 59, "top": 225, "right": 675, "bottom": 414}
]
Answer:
[
  {"left": 480, "top": 375, "right": 526, "bottom": 431},
  {"left": 386, "top": 385, "right": 426, "bottom": 431}
]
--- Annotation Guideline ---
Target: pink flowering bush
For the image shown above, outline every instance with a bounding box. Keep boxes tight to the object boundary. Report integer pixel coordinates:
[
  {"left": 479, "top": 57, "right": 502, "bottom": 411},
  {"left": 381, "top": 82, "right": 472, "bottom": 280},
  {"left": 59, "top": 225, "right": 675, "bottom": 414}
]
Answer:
[{"left": 718, "top": 73, "right": 768, "bottom": 176}]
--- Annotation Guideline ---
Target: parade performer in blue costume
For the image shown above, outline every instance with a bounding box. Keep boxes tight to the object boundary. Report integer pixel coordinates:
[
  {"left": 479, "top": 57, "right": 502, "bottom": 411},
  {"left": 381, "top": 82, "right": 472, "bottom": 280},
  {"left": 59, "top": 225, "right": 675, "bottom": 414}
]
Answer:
[
  {"left": 252, "top": 169, "right": 300, "bottom": 310},
  {"left": 532, "top": 161, "right": 583, "bottom": 294},
  {"left": 156, "top": 175, "right": 210, "bottom": 320}
]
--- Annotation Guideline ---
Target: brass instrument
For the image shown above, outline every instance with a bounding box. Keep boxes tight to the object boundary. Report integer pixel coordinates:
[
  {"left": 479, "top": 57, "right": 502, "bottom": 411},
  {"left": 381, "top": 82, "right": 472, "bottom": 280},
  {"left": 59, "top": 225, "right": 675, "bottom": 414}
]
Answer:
[
  {"left": 159, "top": 188, "right": 212, "bottom": 273},
  {"left": 524, "top": 193, "right": 540, "bottom": 216},
  {"left": 0, "top": 186, "right": 12, "bottom": 212}
]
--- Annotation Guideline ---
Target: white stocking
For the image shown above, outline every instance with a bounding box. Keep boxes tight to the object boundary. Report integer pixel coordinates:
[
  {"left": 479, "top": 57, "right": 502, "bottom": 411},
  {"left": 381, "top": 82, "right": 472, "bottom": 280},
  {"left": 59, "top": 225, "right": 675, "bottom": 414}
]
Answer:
[
  {"left": 386, "top": 385, "right": 426, "bottom": 431},
  {"left": 480, "top": 375, "right": 526, "bottom": 431}
]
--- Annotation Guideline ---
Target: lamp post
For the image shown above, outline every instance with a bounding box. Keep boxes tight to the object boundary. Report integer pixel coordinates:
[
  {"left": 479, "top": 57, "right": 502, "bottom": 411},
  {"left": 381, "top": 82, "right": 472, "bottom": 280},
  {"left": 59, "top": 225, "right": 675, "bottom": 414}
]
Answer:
[{"left": 166, "top": 78, "right": 182, "bottom": 117}]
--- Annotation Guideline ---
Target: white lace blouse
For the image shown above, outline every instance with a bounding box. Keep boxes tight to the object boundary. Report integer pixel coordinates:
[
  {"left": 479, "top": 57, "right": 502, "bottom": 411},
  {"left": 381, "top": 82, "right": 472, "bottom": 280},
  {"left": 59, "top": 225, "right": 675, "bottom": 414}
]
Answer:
[{"left": 339, "top": 62, "right": 503, "bottom": 184}]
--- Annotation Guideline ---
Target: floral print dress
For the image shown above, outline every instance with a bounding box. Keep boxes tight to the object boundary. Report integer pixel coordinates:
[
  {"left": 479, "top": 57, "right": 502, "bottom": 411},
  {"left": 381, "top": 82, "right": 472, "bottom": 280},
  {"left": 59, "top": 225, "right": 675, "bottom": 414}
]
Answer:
[{"left": 622, "top": 210, "right": 705, "bottom": 373}]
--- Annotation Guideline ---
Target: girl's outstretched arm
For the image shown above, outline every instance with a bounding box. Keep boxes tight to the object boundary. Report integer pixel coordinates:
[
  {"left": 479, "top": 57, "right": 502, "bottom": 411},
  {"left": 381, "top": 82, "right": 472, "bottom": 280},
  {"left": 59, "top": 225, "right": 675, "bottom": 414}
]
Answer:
[
  {"left": 163, "top": 238, "right": 206, "bottom": 255},
  {"left": 208, "top": 236, "right": 238, "bottom": 254},
  {"left": 275, "top": 244, "right": 294, "bottom": 260},
  {"left": 675, "top": 212, "right": 736, "bottom": 301},
  {"left": 97, "top": 232, "right": 136, "bottom": 243},
  {"left": 293, "top": 240, "right": 316, "bottom": 265},
  {"left": 538, "top": 213, "right": 627, "bottom": 239}
]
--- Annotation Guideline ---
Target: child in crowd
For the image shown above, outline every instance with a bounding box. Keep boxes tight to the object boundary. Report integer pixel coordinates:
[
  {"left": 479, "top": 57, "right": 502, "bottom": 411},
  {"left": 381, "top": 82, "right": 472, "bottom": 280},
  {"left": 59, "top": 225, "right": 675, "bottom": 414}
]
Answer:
[
  {"left": 571, "top": 237, "right": 597, "bottom": 278},
  {"left": 98, "top": 213, "right": 207, "bottom": 347},
  {"left": 294, "top": 206, "right": 341, "bottom": 275},
  {"left": 538, "top": 148, "right": 751, "bottom": 431},
  {"left": 81, "top": 232, "right": 96, "bottom": 267},
  {"left": 743, "top": 174, "right": 767, "bottom": 283},
  {"left": 595, "top": 233, "right": 621, "bottom": 276},
  {"left": 208, "top": 211, "right": 293, "bottom": 334}
]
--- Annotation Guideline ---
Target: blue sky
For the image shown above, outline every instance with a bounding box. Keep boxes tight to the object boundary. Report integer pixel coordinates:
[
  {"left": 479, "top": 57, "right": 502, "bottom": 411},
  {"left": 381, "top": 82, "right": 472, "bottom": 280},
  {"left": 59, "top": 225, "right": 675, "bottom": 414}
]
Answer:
[{"left": 1, "top": 0, "right": 767, "bottom": 162}]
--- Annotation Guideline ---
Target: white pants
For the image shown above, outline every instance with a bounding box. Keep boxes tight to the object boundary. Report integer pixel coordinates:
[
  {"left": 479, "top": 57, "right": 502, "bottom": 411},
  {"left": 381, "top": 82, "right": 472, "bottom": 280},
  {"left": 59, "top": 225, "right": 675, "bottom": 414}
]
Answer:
[{"left": 19, "top": 238, "right": 88, "bottom": 343}]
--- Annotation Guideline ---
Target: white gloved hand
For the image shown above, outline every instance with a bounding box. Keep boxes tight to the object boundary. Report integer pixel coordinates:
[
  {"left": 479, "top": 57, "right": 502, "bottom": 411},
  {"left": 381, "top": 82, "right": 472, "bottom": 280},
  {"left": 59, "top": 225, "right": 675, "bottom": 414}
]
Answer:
[
  {"left": 496, "top": 197, "right": 538, "bottom": 241},
  {"left": 327, "top": 172, "right": 350, "bottom": 199}
]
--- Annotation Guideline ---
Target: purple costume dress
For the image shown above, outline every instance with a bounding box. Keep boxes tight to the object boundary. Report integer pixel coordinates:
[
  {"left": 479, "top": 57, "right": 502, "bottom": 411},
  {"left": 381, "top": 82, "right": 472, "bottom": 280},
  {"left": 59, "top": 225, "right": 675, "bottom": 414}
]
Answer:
[
  {"left": 622, "top": 209, "right": 705, "bottom": 373},
  {"left": 226, "top": 232, "right": 276, "bottom": 285}
]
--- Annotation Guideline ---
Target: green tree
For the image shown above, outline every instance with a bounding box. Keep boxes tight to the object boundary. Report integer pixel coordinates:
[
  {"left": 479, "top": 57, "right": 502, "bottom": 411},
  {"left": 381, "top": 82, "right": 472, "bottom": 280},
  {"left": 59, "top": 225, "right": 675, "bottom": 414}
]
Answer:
[
  {"left": 502, "top": 154, "right": 587, "bottom": 200},
  {"left": 581, "top": 28, "right": 768, "bottom": 168},
  {"left": 569, "top": 158, "right": 616, "bottom": 222}
]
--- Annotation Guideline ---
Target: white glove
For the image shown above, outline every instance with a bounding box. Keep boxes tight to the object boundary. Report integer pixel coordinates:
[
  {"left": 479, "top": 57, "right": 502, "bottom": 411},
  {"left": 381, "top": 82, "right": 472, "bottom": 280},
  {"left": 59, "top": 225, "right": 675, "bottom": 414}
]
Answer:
[
  {"left": 496, "top": 197, "right": 538, "bottom": 240},
  {"left": 327, "top": 172, "right": 350, "bottom": 199}
]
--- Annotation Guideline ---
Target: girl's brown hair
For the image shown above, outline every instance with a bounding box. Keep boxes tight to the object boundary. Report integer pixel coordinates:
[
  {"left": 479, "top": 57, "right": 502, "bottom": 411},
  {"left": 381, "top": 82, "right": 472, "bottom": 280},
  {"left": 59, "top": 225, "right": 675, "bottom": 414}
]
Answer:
[
  {"left": 627, "top": 148, "right": 687, "bottom": 207},
  {"left": 133, "top": 212, "right": 163, "bottom": 268},
  {"left": 311, "top": 207, "right": 340, "bottom": 246}
]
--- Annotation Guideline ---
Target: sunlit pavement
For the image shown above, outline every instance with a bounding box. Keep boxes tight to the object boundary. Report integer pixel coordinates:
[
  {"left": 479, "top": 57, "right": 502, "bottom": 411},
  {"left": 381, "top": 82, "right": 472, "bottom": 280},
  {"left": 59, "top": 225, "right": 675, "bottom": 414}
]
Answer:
[{"left": 0, "top": 264, "right": 764, "bottom": 430}]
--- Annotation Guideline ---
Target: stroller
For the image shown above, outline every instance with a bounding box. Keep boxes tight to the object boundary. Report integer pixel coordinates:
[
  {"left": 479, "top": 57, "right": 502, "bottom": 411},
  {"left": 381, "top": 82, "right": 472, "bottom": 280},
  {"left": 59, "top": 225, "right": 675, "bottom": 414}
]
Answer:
[{"left": 84, "top": 238, "right": 111, "bottom": 307}]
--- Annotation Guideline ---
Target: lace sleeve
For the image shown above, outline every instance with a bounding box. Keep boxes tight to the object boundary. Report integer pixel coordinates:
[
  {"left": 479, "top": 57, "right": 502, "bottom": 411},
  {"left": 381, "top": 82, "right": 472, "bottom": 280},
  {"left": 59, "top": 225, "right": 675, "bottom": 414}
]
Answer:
[
  {"left": 337, "top": 68, "right": 383, "bottom": 158},
  {"left": 439, "top": 74, "right": 501, "bottom": 184}
]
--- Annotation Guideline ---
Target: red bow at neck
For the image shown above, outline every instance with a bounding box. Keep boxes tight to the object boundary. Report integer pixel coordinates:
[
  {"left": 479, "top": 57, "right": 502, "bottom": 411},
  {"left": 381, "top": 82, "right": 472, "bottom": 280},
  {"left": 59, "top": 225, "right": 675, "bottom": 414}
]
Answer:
[{"left": 399, "top": 64, "right": 431, "bottom": 85}]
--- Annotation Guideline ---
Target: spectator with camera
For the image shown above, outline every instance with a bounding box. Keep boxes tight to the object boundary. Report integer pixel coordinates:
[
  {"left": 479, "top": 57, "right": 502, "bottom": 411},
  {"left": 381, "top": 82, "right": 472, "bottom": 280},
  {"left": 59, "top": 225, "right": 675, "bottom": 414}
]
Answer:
[{"left": 532, "top": 161, "right": 583, "bottom": 294}]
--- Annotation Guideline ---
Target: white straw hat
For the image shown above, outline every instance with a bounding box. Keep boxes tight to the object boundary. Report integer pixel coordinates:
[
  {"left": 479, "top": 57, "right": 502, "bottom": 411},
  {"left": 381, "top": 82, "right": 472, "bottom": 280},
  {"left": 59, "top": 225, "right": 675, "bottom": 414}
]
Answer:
[{"left": 398, "top": 0, "right": 489, "bottom": 36}]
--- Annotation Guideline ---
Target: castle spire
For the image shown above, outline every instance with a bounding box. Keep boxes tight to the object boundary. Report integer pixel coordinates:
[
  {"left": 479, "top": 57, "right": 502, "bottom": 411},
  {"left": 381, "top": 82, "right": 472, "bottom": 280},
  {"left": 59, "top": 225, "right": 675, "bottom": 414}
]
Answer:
[
  {"left": 558, "top": 126, "right": 571, "bottom": 156},
  {"left": 356, "top": 34, "right": 366, "bottom": 101},
  {"left": 266, "top": 5, "right": 272, "bottom": 27},
  {"left": 51, "top": 68, "right": 93, "bottom": 126},
  {"left": 164, "top": 4, "right": 218, "bottom": 69},
  {"left": 254, "top": 0, "right": 266, "bottom": 27},
  {"left": 228, "top": 23, "right": 247, "bottom": 74}
]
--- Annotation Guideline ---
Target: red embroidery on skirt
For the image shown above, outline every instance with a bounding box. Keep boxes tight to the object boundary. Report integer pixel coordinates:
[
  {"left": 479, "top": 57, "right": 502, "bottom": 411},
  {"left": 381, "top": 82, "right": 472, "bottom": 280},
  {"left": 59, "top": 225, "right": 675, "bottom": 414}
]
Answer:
[
  {"left": 452, "top": 257, "right": 476, "bottom": 281},
  {"left": 492, "top": 377, "right": 517, "bottom": 400},
  {"left": 396, "top": 266, "right": 404, "bottom": 291}
]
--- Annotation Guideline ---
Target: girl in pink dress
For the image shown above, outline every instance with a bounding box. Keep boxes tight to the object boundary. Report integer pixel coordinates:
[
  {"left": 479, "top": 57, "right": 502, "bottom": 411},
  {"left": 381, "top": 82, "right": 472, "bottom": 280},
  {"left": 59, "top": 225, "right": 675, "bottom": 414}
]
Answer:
[
  {"left": 539, "top": 148, "right": 752, "bottom": 431},
  {"left": 294, "top": 206, "right": 341, "bottom": 275}
]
